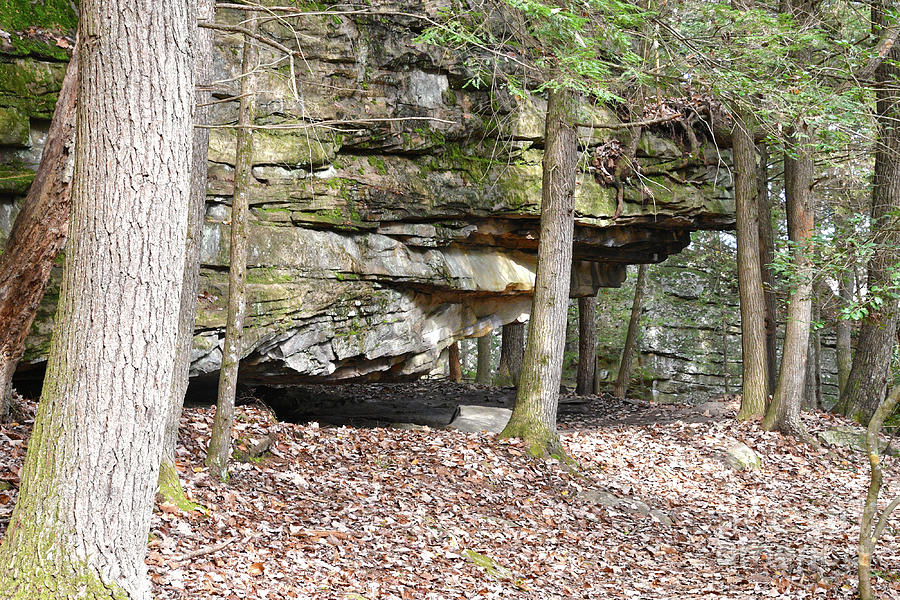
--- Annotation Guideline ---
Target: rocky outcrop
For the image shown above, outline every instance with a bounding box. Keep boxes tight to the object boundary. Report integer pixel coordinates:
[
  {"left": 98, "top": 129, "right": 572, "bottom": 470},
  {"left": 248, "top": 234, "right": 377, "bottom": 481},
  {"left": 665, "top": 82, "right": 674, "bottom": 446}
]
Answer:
[{"left": 2, "top": 1, "right": 734, "bottom": 385}]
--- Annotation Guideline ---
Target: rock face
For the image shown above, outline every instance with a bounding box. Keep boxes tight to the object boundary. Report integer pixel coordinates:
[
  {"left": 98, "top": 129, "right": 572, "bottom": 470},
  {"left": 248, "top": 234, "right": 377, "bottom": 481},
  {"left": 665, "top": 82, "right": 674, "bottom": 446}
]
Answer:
[
  {"left": 589, "top": 231, "right": 841, "bottom": 405},
  {"left": 2, "top": 1, "right": 734, "bottom": 385}
]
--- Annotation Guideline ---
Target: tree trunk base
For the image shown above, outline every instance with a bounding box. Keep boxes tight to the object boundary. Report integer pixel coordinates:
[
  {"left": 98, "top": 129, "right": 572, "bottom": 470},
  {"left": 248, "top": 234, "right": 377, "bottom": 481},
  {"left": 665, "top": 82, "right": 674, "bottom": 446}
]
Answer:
[
  {"left": 499, "top": 416, "right": 570, "bottom": 463},
  {"left": 157, "top": 459, "right": 205, "bottom": 513}
]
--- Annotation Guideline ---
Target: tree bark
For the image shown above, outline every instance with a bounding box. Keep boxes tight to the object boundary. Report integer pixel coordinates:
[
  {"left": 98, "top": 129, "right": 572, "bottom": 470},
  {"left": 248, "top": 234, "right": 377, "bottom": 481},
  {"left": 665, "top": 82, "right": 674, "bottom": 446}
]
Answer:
[
  {"left": 500, "top": 88, "right": 578, "bottom": 458},
  {"left": 837, "top": 273, "right": 853, "bottom": 395},
  {"left": 733, "top": 112, "right": 769, "bottom": 420},
  {"left": 757, "top": 141, "right": 779, "bottom": 397},
  {"left": 158, "top": 0, "right": 215, "bottom": 509},
  {"left": 496, "top": 322, "right": 525, "bottom": 386},
  {"left": 614, "top": 263, "right": 648, "bottom": 399},
  {"left": 576, "top": 295, "right": 597, "bottom": 395},
  {"left": 448, "top": 342, "right": 462, "bottom": 382},
  {"left": 0, "top": 0, "right": 194, "bottom": 596},
  {"left": 0, "top": 43, "right": 78, "bottom": 422},
  {"left": 206, "top": 12, "right": 257, "bottom": 481},
  {"left": 476, "top": 334, "right": 492, "bottom": 384},
  {"left": 840, "top": 3, "right": 900, "bottom": 423},
  {"left": 762, "top": 124, "right": 815, "bottom": 437}
]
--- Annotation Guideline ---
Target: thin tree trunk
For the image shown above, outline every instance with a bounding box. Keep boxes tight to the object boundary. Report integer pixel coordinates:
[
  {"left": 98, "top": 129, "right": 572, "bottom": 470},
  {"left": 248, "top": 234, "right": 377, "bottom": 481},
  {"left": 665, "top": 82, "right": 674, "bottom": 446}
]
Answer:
[
  {"left": 158, "top": 0, "right": 215, "bottom": 508},
  {"left": 206, "top": 13, "right": 257, "bottom": 481},
  {"left": 448, "top": 341, "right": 462, "bottom": 382},
  {"left": 757, "top": 141, "right": 779, "bottom": 397},
  {"left": 500, "top": 88, "right": 578, "bottom": 458},
  {"left": 576, "top": 295, "right": 597, "bottom": 395},
  {"left": 614, "top": 263, "right": 648, "bottom": 398},
  {"left": 476, "top": 334, "right": 492, "bottom": 384},
  {"left": 0, "top": 0, "right": 193, "bottom": 595},
  {"left": 762, "top": 124, "right": 815, "bottom": 436},
  {"left": 858, "top": 384, "right": 900, "bottom": 600},
  {"left": 840, "top": 3, "right": 900, "bottom": 423},
  {"left": 837, "top": 273, "right": 853, "bottom": 395},
  {"left": 734, "top": 112, "right": 769, "bottom": 420},
  {"left": 0, "top": 43, "right": 78, "bottom": 422},
  {"left": 496, "top": 322, "right": 525, "bottom": 386}
]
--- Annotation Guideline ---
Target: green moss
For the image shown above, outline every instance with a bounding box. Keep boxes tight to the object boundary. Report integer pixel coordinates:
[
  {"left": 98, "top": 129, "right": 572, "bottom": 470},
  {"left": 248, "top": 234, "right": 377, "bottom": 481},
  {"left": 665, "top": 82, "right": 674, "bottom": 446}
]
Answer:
[
  {"left": 157, "top": 460, "right": 206, "bottom": 513},
  {"left": 0, "top": 165, "right": 34, "bottom": 194},
  {"left": 0, "top": 59, "right": 68, "bottom": 118},
  {"left": 0, "top": 0, "right": 76, "bottom": 60},
  {"left": 366, "top": 155, "right": 387, "bottom": 175}
]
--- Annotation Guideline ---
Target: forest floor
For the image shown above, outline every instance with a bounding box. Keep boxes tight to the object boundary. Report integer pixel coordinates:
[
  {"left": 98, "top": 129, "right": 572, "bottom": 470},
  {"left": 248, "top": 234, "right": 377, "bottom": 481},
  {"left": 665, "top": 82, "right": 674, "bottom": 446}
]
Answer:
[{"left": 1, "top": 384, "right": 900, "bottom": 599}]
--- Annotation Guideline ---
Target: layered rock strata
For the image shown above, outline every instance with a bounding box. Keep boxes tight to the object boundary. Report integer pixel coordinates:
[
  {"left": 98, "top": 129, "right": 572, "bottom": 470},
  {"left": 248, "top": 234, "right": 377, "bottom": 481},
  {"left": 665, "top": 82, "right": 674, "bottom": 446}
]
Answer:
[{"left": 1, "top": 1, "right": 734, "bottom": 384}]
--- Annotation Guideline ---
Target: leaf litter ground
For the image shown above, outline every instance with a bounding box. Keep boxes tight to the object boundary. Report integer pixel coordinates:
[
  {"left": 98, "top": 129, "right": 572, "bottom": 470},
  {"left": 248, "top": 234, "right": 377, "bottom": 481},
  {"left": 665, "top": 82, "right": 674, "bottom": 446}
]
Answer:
[{"left": 1, "top": 385, "right": 899, "bottom": 599}]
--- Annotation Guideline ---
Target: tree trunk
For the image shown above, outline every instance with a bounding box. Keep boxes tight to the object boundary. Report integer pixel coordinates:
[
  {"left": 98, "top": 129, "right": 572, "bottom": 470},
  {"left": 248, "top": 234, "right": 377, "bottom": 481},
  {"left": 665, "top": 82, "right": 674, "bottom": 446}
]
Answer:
[
  {"left": 158, "top": 0, "right": 215, "bottom": 509},
  {"left": 840, "top": 4, "right": 900, "bottom": 423},
  {"left": 576, "top": 295, "right": 597, "bottom": 395},
  {"left": 762, "top": 124, "right": 815, "bottom": 436},
  {"left": 448, "top": 342, "right": 462, "bottom": 382},
  {"left": 206, "top": 13, "right": 257, "bottom": 481},
  {"left": 757, "top": 141, "right": 779, "bottom": 397},
  {"left": 837, "top": 273, "right": 853, "bottom": 395},
  {"left": 476, "top": 334, "right": 492, "bottom": 384},
  {"left": 0, "top": 0, "right": 193, "bottom": 595},
  {"left": 734, "top": 112, "right": 769, "bottom": 420},
  {"left": 500, "top": 88, "right": 578, "bottom": 458},
  {"left": 614, "top": 263, "right": 648, "bottom": 399},
  {"left": 857, "top": 384, "right": 900, "bottom": 600},
  {"left": 496, "top": 322, "right": 525, "bottom": 386},
  {"left": 0, "top": 43, "right": 78, "bottom": 422}
]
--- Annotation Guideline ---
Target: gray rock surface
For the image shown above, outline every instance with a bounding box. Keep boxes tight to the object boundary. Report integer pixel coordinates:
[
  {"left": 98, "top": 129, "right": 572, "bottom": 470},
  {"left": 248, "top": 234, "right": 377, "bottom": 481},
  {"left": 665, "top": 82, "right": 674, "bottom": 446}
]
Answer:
[{"left": 447, "top": 406, "right": 512, "bottom": 434}]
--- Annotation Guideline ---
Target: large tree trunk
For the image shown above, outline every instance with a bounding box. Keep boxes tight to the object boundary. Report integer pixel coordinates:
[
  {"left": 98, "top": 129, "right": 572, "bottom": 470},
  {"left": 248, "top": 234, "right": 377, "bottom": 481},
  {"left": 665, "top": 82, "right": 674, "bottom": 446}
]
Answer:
[
  {"left": 614, "top": 263, "right": 648, "bottom": 399},
  {"left": 0, "top": 0, "right": 194, "bottom": 596},
  {"left": 206, "top": 12, "right": 257, "bottom": 481},
  {"left": 757, "top": 141, "right": 779, "bottom": 397},
  {"left": 500, "top": 88, "right": 578, "bottom": 458},
  {"left": 734, "top": 112, "right": 769, "bottom": 420},
  {"left": 0, "top": 44, "right": 78, "bottom": 422},
  {"left": 576, "top": 295, "right": 597, "bottom": 395},
  {"left": 476, "top": 334, "right": 492, "bottom": 384},
  {"left": 158, "top": 0, "right": 215, "bottom": 508},
  {"left": 762, "top": 124, "right": 815, "bottom": 436},
  {"left": 448, "top": 342, "right": 462, "bottom": 382},
  {"left": 496, "top": 322, "right": 525, "bottom": 386},
  {"left": 839, "top": 5, "right": 900, "bottom": 423}
]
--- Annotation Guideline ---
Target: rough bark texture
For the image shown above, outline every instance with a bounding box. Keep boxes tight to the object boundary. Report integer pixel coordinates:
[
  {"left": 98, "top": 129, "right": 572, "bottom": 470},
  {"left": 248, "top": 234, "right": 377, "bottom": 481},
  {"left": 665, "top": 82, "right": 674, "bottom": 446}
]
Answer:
[
  {"left": 448, "top": 342, "right": 462, "bottom": 382},
  {"left": 496, "top": 322, "right": 525, "bottom": 386},
  {"left": 207, "top": 13, "right": 257, "bottom": 481},
  {"left": 500, "top": 89, "right": 578, "bottom": 458},
  {"left": 733, "top": 113, "right": 769, "bottom": 420},
  {"left": 840, "top": 5, "right": 900, "bottom": 423},
  {"left": 858, "top": 384, "right": 900, "bottom": 600},
  {"left": 837, "top": 274, "right": 853, "bottom": 395},
  {"left": 0, "top": 44, "right": 78, "bottom": 422},
  {"left": 475, "top": 334, "right": 492, "bottom": 385},
  {"left": 762, "top": 125, "right": 814, "bottom": 436},
  {"left": 614, "top": 264, "right": 649, "bottom": 398},
  {"left": 0, "top": 0, "right": 193, "bottom": 596},
  {"left": 159, "top": 0, "right": 215, "bottom": 509},
  {"left": 756, "top": 141, "right": 779, "bottom": 397},
  {"left": 576, "top": 295, "right": 597, "bottom": 395}
]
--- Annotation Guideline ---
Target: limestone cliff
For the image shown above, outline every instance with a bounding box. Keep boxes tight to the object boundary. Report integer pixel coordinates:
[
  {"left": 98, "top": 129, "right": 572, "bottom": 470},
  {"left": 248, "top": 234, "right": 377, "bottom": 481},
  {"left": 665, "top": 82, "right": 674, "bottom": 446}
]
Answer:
[{"left": 0, "top": 1, "right": 734, "bottom": 384}]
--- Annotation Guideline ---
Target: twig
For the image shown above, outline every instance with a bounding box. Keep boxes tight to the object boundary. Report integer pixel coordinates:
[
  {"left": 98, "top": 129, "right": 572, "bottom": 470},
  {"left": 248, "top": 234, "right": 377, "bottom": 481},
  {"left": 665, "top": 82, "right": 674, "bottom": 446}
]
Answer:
[
  {"left": 198, "top": 21, "right": 295, "bottom": 57},
  {"left": 173, "top": 537, "right": 235, "bottom": 563}
]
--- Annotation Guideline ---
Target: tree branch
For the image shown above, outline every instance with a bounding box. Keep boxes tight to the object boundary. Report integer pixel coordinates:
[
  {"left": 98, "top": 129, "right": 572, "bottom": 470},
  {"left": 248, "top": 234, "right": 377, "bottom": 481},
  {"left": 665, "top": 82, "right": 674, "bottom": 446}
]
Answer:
[{"left": 575, "top": 114, "right": 681, "bottom": 130}]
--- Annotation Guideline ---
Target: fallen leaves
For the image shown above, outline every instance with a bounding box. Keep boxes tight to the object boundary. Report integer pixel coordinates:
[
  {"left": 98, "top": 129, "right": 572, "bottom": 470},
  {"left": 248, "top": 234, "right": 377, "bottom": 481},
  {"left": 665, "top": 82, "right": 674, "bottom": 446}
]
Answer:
[{"left": 1, "top": 389, "right": 899, "bottom": 599}]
